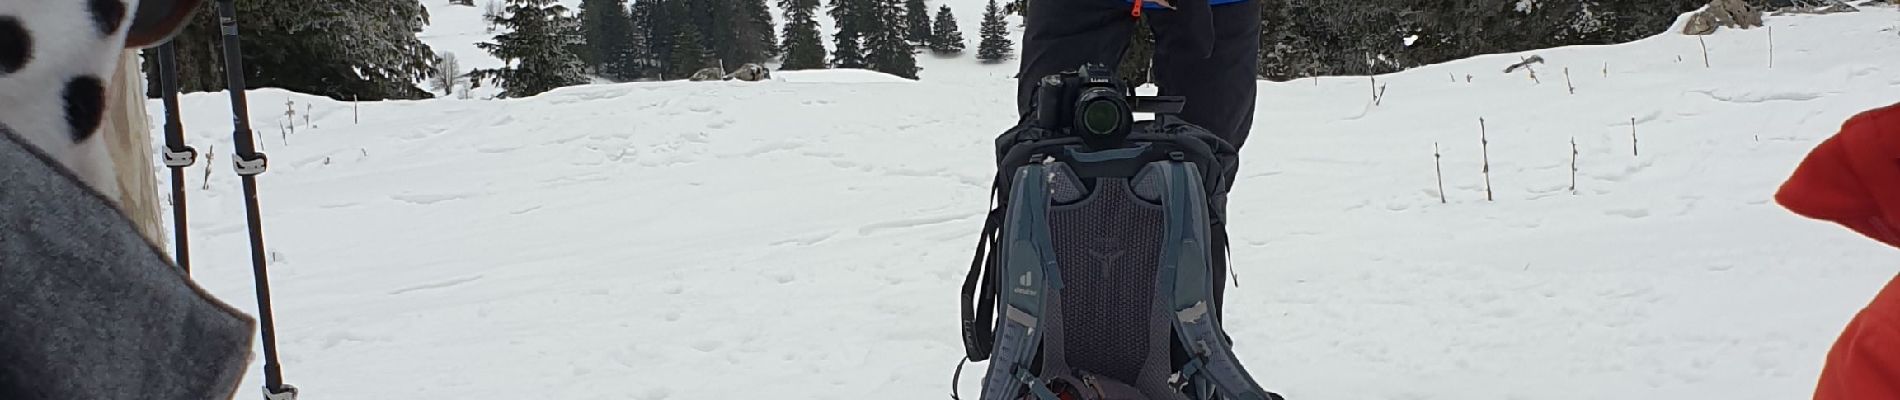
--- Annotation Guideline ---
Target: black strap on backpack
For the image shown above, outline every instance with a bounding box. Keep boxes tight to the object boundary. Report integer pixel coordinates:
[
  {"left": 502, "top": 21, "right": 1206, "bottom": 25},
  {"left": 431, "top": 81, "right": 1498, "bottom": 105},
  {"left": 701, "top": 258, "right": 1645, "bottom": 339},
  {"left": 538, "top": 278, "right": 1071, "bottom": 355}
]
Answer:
[{"left": 960, "top": 184, "right": 1003, "bottom": 362}]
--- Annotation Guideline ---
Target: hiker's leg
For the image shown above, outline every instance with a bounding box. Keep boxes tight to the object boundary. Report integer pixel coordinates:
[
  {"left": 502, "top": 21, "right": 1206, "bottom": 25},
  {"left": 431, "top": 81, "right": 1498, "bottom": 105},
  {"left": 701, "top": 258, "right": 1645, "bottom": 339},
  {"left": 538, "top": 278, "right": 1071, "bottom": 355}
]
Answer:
[
  {"left": 1145, "top": 0, "right": 1261, "bottom": 150},
  {"left": 1145, "top": 0, "right": 1261, "bottom": 328},
  {"left": 1015, "top": 0, "right": 1139, "bottom": 117}
]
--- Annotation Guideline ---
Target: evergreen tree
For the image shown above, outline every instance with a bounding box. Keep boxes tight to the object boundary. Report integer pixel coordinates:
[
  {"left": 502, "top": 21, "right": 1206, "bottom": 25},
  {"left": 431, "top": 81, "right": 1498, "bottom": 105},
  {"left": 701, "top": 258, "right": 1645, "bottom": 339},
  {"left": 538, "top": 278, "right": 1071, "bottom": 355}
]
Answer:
[
  {"left": 676, "top": 0, "right": 775, "bottom": 72},
  {"left": 579, "top": 0, "right": 641, "bottom": 81},
  {"left": 630, "top": 0, "right": 670, "bottom": 78},
  {"left": 624, "top": 0, "right": 658, "bottom": 79},
  {"left": 828, "top": 0, "right": 868, "bottom": 68},
  {"left": 741, "top": 0, "right": 781, "bottom": 60},
  {"left": 863, "top": 0, "right": 921, "bottom": 79},
  {"left": 469, "top": 0, "right": 588, "bottom": 98},
  {"left": 778, "top": 0, "right": 828, "bottom": 70},
  {"left": 929, "top": 5, "right": 965, "bottom": 55},
  {"left": 668, "top": 18, "right": 714, "bottom": 78},
  {"left": 977, "top": 0, "right": 1013, "bottom": 63},
  {"left": 832, "top": 31, "right": 867, "bottom": 68},
  {"left": 148, "top": 0, "right": 441, "bottom": 101},
  {"left": 905, "top": 0, "right": 932, "bottom": 46}
]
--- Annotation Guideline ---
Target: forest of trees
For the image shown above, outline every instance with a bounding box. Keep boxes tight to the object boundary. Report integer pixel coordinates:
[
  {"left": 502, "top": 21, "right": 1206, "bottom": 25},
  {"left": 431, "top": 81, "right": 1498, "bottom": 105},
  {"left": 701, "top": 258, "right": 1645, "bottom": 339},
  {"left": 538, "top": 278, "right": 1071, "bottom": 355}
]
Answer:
[
  {"left": 145, "top": 0, "right": 440, "bottom": 101},
  {"left": 1251, "top": 0, "right": 1712, "bottom": 80},
  {"left": 146, "top": 0, "right": 1728, "bottom": 100}
]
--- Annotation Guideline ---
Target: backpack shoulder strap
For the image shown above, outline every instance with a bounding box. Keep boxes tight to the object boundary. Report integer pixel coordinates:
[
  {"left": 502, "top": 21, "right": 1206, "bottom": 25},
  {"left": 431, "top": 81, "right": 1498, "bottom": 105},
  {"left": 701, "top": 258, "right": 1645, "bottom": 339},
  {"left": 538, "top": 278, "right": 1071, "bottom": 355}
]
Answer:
[{"left": 1157, "top": 160, "right": 1281, "bottom": 400}]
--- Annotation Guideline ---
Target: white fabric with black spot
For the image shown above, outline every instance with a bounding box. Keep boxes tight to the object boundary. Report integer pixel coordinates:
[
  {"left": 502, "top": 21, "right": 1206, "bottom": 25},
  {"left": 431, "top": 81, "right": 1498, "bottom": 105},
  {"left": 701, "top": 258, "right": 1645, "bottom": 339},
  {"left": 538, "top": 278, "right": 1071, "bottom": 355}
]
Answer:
[{"left": 0, "top": 0, "right": 139, "bottom": 201}]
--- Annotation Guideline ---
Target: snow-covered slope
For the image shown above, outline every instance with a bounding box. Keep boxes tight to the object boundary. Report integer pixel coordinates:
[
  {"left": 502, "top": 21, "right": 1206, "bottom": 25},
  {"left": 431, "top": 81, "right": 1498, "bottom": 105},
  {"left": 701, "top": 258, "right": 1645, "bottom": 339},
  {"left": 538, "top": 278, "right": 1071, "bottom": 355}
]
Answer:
[{"left": 154, "top": 5, "right": 1900, "bottom": 400}]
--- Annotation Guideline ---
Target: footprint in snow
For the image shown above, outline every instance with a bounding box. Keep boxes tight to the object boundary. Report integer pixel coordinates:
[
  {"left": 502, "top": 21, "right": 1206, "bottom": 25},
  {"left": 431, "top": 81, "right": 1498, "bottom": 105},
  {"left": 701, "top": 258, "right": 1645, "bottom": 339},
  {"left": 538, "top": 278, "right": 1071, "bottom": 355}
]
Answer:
[
  {"left": 1590, "top": 158, "right": 1654, "bottom": 183},
  {"left": 638, "top": 387, "right": 672, "bottom": 400},
  {"left": 1850, "top": 65, "right": 1882, "bottom": 79},
  {"left": 319, "top": 330, "right": 381, "bottom": 350},
  {"left": 1605, "top": 208, "right": 1650, "bottom": 219}
]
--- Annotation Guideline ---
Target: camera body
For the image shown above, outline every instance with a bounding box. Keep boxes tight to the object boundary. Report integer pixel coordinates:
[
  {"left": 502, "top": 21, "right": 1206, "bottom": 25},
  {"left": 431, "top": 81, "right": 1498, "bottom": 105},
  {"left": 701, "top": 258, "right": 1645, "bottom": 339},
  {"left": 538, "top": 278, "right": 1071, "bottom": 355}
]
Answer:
[{"left": 1030, "top": 63, "right": 1184, "bottom": 150}]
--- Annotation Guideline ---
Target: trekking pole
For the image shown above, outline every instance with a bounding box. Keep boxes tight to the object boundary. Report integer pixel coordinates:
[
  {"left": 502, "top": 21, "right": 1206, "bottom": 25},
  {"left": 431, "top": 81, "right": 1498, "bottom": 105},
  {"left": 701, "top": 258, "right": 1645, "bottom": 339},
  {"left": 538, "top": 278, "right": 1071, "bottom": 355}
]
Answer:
[
  {"left": 154, "top": 42, "right": 195, "bottom": 273},
  {"left": 212, "top": 0, "right": 298, "bottom": 398}
]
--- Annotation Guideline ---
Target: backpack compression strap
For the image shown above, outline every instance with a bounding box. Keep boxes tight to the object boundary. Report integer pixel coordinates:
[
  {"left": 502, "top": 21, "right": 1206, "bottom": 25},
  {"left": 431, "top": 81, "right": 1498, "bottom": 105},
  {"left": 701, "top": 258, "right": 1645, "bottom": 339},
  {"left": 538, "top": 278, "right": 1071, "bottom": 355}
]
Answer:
[{"left": 961, "top": 184, "right": 1002, "bottom": 362}]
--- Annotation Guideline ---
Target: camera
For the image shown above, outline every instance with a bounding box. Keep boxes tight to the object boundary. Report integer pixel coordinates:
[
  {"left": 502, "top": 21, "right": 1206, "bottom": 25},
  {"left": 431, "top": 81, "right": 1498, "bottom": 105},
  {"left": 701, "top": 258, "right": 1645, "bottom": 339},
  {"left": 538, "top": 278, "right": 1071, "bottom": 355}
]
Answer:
[{"left": 1031, "top": 63, "right": 1184, "bottom": 150}]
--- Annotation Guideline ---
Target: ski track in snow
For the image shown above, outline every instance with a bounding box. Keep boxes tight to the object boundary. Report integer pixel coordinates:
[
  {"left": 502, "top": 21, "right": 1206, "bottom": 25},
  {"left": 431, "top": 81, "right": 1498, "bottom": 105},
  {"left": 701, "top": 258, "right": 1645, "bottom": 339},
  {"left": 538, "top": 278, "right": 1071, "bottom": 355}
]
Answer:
[
  {"left": 143, "top": 4, "right": 1900, "bottom": 400},
  {"left": 389, "top": 275, "right": 486, "bottom": 295}
]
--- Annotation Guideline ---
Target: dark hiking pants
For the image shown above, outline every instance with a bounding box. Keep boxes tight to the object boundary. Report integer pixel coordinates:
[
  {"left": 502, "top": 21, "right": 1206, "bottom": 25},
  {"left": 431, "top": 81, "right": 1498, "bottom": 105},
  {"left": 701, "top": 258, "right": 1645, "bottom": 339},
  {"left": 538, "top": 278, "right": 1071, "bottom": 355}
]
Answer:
[{"left": 1014, "top": 0, "right": 1261, "bottom": 335}]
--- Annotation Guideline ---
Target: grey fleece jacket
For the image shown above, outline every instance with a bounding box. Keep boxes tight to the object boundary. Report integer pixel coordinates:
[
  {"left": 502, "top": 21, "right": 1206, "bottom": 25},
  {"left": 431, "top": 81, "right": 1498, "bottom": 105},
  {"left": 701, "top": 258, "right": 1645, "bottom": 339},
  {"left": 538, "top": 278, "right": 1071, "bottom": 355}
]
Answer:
[{"left": 0, "top": 125, "right": 257, "bottom": 400}]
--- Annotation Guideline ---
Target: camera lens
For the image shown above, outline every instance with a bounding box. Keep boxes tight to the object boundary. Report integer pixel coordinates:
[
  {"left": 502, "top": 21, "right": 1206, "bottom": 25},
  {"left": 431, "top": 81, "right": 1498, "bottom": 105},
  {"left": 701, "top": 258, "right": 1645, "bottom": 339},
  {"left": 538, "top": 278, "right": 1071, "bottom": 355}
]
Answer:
[{"left": 1082, "top": 99, "right": 1120, "bottom": 135}]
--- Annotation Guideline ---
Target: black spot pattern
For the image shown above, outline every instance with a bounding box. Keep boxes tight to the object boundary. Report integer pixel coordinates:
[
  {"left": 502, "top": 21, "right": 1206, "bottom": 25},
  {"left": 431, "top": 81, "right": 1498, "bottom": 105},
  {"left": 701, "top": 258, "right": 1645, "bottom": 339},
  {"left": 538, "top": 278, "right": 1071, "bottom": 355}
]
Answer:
[
  {"left": 64, "top": 76, "right": 106, "bottom": 143},
  {"left": 0, "top": 17, "right": 28, "bottom": 74},
  {"left": 89, "top": 0, "right": 126, "bottom": 36}
]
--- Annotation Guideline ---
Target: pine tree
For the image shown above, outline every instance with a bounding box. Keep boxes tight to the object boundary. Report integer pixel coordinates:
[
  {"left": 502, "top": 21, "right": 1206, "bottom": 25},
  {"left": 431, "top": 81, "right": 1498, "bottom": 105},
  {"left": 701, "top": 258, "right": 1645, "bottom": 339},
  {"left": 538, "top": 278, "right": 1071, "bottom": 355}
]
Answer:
[
  {"left": 147, "top": 0, "right": 441, "bottom": 101},
  {"left": 863, "top": 0, "right": 920, "bottom": 78},
  {"left": 977, "top": 0, "right": 1013, "bottom": 63},
  {"left": 740, "top": 0, "right": 780, "bottom": 60},
  {"left": 929, "top": 5, "right": 965, "bottom": 55},
  {"left": 668, "top": 19, "right": 713, "bottom": 78},
  {"left": 905, "top": 0, "right": 932, "bottom": 46},
  {"left": 778, "top": 0, "right": 827, "bottom": 70},
  {"left": 828, "top": 0, "right": 868, "bottom": 68},
  {"left": 485, "top": 0, "right": 504, "bottom": 32},
  {"left": 630, "top": 0, "right": 669, "bottom": 79},
  {"left": 623, "top": 0, "right": 657, "bottom": 79},
  {"left": 672, "top": 0, "right": 776, "bottom": 72},
  {"left": 832, "top": 32, "right": 867, "bottom": 68},
  {"left": 580, "top": 0, "right": 641, "bottom": 81},
  {"left": 469, "top": 0, "right": 588, "bottom": 98}
]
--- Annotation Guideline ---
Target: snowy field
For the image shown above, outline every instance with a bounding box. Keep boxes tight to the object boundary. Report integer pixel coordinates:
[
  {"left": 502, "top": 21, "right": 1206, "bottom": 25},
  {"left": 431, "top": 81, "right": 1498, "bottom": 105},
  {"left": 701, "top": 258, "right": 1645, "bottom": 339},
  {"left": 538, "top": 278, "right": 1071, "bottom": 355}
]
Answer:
[{"left": 154, "top": 3, "right": 1900, "bottom": 400}]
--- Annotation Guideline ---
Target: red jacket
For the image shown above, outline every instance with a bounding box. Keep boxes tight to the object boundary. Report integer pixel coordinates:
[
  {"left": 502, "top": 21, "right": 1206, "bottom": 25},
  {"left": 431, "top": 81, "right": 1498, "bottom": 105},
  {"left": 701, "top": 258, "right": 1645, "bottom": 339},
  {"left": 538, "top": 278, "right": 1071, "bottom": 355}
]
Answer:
[{"left": 1776, "top": 101, "right": 1900, "bottom": 400}]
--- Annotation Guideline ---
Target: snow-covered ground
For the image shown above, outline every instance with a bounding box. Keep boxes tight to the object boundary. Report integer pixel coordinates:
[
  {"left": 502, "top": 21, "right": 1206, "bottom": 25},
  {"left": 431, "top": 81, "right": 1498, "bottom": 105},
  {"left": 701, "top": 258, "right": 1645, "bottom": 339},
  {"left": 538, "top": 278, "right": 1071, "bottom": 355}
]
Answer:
[{"left": 154, "top": 4, "right": 1900, "bottom": 400}]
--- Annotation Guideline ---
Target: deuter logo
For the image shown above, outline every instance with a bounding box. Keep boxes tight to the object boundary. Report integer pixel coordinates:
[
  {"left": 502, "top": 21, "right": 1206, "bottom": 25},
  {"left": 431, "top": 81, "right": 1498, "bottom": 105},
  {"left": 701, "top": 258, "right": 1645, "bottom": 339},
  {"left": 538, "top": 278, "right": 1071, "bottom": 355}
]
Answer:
[{"left": 1012, "top": 271, "right": 1038, "bottom": 296}]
